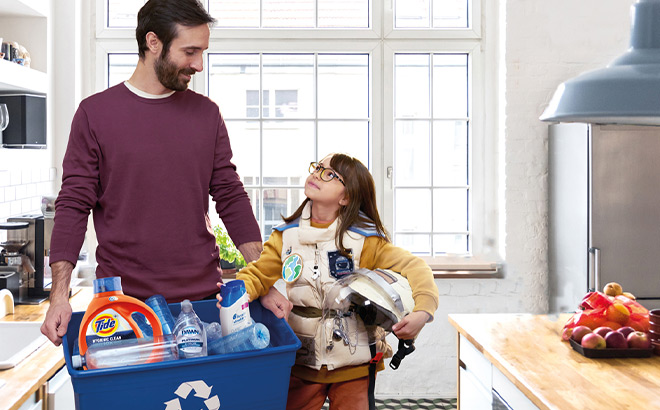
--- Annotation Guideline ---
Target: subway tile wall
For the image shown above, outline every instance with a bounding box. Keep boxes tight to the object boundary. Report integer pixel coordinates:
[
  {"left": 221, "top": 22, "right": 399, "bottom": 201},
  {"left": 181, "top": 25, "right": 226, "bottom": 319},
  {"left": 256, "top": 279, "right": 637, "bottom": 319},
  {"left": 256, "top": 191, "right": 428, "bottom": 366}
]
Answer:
[{"left": 0, "top": 167, "right": 56, "bottom": 221}]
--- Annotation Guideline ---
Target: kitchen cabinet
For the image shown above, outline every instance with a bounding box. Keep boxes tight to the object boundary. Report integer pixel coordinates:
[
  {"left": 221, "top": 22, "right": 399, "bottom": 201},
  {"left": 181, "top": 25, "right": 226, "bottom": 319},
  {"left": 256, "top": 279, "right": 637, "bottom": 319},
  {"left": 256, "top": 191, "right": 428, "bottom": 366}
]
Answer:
[
  {"left": 457, "top": 334, "right": 538, "bottom": 410},
  {"left": 7, "top": 360, "right": 74, "bottom": 410},
  {"left": 0, "top": 287, "right": 92, "bottom": 410},
  {"left": 458, "top": 335, "right": 492, "bottom": 409},
  {"left": 15, "top": 388, "right": 42, "bottom": 410},
  {"left": 45, "top": 366, "right": 74, "bottom": 410},
  {"left": 0, "top": 0, "right": 48, "bottom": 94},
  {"left": 449, "top": 313, "right": 660, "bottom": 409}
]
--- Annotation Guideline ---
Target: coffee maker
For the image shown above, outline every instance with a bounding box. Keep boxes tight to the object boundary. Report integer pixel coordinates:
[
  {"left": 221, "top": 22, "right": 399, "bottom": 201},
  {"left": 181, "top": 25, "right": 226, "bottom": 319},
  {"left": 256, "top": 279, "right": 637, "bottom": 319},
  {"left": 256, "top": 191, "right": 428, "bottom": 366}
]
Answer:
[
  {"left": 5, "top": 213, "right": 53, "bottom": 304},
  {"left": 0, "top": 221, "right": 27, "bottom": 300}
]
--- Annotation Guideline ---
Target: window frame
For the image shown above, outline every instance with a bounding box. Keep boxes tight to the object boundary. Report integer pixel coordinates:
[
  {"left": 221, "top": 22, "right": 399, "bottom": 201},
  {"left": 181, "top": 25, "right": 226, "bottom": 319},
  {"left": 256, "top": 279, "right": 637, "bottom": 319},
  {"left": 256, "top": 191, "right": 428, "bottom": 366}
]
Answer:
[
  {"left": 91, "top": 0, "right": 499, "bottom": 272},
  {"left": 383, "top": 39, "right": 485, "bottom": 257}
]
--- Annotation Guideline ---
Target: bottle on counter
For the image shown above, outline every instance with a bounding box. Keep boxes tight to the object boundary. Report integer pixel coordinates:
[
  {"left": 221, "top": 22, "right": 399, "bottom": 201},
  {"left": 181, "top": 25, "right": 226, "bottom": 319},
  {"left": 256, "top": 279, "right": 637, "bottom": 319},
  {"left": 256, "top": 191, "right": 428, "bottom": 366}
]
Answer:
[
  {"left": 173, "top": 299, "right": 207, "bottom": 358},
  {"left": 72, "top": 335, "right": 178, "bottom": 370},
  {"left": 207, "top": 322, "right": 270, "bottom": 355}
]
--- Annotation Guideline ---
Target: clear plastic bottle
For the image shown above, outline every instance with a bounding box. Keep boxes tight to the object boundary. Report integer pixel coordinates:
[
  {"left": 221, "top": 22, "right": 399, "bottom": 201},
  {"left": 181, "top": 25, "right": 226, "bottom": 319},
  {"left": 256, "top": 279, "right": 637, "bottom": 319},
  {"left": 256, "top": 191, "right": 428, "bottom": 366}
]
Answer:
[
  {"left": 173, "top": 299, "right": 207, "bottom": 358},
  {"left": 145, "top": 294, "right": 176, "bottom": 335},
  {"left": 71, "top": 335, "right": 179, "bottom": 370},
  {"left": 205, "top": 321, "right": 222, "bottom": 342},
  {"left": 207, "top": 322, "right": 270, "bottom": 355},
  {"left": 131, "top": 312, "right": 154, "bottom": 337}
]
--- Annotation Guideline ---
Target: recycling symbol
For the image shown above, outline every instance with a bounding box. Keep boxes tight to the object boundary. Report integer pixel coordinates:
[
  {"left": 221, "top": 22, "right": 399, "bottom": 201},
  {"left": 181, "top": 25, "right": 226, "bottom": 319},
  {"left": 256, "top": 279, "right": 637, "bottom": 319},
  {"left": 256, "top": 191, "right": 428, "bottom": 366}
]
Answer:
[{"left": 164, "top": 380, "right": 220, "bottom": 410}]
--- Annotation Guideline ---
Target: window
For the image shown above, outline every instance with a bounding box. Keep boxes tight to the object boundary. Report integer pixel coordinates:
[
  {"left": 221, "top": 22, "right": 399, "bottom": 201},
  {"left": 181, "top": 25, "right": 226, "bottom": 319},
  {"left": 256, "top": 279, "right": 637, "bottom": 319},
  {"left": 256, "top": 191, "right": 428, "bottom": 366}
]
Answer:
[
  {"left": 393, "top": 53, "right": 469, "bottom": 254},
  {"left": 207, "top": 53, "right": 370, "bottom": 239},
  {"left": 95, "top": 0, "right": 495, "bottom": 264}
]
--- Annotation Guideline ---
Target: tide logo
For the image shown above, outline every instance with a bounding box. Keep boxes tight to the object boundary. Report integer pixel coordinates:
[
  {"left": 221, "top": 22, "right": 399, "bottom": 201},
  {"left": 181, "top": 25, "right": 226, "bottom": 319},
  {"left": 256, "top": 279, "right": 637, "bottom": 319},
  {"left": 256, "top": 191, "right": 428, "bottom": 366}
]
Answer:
[{"left": 92, "top": 314, "right": 118, "bottom": 336}]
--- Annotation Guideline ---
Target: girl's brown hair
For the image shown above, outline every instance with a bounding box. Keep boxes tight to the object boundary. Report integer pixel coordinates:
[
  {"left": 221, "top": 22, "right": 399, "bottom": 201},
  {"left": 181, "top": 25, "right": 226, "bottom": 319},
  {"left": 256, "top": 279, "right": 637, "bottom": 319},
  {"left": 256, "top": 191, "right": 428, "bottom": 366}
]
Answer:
[{"left": 283, "top": 154, "right": 390, "bottom": 255}]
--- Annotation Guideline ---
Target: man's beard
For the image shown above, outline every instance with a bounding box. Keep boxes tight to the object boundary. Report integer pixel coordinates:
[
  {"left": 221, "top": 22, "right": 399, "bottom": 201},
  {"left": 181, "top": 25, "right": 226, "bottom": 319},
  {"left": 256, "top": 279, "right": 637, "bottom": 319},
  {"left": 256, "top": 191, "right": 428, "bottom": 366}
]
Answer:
[{"left": 154, "top": 51, "right": 195, "bottom": 92}]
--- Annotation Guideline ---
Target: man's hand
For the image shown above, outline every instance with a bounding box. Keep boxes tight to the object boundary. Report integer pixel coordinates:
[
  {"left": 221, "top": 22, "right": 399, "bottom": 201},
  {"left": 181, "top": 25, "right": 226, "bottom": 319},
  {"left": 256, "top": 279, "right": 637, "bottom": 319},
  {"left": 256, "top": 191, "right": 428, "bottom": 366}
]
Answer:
[
  {"left": 391, "top": 311, "right": 431, "bottom": 340},
  {"left": 260, "top": 286, "right": 292, "bottom": 321},
  {"left": 41, "top": 299, "right": 73, "bottom": 346},
  {"left": 41, "top": 260, "right": 74, "bottom": 346}
]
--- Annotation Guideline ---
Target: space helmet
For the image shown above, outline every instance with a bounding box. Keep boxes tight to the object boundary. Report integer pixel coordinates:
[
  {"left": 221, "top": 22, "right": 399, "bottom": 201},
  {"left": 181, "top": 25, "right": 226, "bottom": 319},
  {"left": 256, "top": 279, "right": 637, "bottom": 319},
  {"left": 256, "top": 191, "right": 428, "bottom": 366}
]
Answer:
[{"left": 322, "top": 268, "right": 414, "bottom": 346}]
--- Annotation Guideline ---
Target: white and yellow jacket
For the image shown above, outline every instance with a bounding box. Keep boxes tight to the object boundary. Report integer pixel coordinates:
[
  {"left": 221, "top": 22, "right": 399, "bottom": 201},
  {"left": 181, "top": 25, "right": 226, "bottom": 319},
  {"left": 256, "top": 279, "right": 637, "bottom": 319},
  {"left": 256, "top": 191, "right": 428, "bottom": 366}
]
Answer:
[{"left": 237, "top": 202, "right": 439, "bottom": 383}]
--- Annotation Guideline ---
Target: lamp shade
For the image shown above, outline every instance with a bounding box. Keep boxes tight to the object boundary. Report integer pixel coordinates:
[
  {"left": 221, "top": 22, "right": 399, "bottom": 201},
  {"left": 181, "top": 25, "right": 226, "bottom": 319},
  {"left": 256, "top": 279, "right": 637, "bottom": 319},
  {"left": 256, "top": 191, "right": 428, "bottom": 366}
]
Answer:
[{"left": 540, "top": 0, "right": 660, "bottom": 125}]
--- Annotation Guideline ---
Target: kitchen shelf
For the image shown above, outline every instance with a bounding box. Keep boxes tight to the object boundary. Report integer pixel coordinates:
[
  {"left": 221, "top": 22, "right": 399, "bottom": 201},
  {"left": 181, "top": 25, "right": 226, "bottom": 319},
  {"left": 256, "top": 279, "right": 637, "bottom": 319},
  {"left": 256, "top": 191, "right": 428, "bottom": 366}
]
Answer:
[
  {"left": 0, "top": 58, "right": 47, "bottom": 94},
  {"left": 0, "top": 0, "right": 48, "bottom": 18},
  {"left": 0, "top": 0, "right": 48, "bottom": 94}
]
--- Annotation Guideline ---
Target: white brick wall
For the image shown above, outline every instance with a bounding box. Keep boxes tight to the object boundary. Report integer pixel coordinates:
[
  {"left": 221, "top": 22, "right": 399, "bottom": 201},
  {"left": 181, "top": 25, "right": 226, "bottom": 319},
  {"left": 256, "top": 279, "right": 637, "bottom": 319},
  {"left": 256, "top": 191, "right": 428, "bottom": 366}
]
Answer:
[
  {"left": 0, "top": 167, "right": 56, "bottom": 220},
  {"left": 377, "top": 0, "right": 636, "bottom": 398}
]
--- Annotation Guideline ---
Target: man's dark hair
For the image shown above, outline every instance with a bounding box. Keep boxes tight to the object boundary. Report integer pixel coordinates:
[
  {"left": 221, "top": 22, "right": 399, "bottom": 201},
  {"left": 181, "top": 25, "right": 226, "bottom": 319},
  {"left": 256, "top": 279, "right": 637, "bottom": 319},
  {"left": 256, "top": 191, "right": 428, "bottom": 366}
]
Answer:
[{"left": 136, "top": 0, "right": 215, "bottom": 59}]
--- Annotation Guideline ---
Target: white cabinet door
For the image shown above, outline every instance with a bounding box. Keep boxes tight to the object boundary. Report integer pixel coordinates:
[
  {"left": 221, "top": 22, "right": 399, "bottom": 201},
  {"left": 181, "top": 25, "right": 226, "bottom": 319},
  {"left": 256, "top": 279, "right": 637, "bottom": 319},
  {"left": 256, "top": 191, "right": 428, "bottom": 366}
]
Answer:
[
  {"left": 16, "top": 393, "right": 42, "bottom": 410},
  {"left": 492, "top": 367, "right": 539, "bottom": 410},
  {"left": 459, "top": 335, "right": 492, "bottom": 409},
  {"left": 47, "top": 366, "right": 75, "bottom": 410},
  {"left": 459, "top": 367, "right": 492, "bottom": 409}
]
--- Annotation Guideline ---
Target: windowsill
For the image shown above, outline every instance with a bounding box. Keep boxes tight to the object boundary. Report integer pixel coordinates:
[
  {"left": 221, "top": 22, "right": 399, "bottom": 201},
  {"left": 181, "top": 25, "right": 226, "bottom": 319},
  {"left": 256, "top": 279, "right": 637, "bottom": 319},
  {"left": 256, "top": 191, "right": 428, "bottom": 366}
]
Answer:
[
  {"left": 223, "top": 257, "right": 503, "bottom": 280},
  {"left": 420, "top": 255, "right": 503, "bottom": 279}
]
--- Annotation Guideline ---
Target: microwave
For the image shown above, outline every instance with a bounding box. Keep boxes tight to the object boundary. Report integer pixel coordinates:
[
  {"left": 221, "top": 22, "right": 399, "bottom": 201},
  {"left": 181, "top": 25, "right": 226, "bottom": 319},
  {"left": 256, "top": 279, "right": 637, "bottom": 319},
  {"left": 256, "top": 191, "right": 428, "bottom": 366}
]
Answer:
[{"left": 0, "top": 94, "right": 46, "bottom": 148}]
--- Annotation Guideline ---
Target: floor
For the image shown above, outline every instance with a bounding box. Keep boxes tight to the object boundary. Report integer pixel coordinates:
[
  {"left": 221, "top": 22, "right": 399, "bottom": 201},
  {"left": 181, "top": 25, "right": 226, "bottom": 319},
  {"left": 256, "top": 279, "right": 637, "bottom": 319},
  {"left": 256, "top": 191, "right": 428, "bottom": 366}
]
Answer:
[{"left": 321, "top": 398, "right": 457, "bottom": 410}]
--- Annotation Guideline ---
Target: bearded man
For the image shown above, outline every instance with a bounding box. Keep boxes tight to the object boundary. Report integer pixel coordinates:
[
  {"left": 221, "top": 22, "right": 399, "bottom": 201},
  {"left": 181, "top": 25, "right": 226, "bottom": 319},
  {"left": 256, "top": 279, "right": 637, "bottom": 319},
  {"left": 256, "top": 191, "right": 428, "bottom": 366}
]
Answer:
[{"left": 41, "top": 0, "right": 292, "bottom": 347}]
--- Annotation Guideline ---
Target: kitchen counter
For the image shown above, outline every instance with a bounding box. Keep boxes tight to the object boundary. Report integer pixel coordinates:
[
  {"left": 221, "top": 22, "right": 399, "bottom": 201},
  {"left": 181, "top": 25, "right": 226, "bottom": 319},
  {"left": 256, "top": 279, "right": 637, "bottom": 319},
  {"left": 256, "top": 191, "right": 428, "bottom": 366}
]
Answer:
[
  {"left": 449, "top": 313, "right": 660, "bottom": 410},
  {"left": 0, "top": 287, "right": 93, "bottom": 410}
]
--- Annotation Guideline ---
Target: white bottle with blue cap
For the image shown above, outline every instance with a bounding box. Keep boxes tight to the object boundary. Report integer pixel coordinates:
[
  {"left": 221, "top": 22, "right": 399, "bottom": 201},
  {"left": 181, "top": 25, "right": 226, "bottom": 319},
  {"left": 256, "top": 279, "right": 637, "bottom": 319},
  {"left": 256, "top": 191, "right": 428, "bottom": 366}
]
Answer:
[{"left": 219, "top": 280, "right": 251, "bottom": 336}]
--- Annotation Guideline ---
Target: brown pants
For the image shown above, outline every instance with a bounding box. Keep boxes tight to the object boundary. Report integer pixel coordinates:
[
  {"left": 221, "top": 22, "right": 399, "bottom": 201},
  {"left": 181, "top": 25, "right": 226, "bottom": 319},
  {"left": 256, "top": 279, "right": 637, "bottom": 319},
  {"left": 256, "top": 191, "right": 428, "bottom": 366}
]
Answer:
[{"left": 286, "top": 375, "right": 369, "bottom": 410}]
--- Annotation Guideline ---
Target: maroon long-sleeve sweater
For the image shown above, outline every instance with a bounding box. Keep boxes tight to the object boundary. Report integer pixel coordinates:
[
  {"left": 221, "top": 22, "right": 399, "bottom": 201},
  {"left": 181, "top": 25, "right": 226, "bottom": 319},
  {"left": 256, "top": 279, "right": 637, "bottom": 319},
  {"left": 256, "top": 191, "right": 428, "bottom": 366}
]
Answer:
[{"left": 50, "top": 83, "right": 261, "bottom": 302}]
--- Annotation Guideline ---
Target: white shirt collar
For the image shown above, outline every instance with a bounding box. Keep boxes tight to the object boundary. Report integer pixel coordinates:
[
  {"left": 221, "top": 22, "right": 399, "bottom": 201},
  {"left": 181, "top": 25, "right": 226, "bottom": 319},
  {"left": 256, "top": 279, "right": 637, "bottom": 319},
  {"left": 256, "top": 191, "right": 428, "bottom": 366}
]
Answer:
[{"left": 124, "top": 81, "right": 176, "bottom": 99}]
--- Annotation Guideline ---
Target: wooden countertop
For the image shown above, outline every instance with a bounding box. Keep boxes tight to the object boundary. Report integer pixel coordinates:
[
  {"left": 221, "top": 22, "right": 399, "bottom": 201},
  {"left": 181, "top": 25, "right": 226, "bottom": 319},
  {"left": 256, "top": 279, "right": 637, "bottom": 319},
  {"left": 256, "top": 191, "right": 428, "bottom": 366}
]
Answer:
[
  {"left": 449, "top": 313, "right": 660, "bottom": 410},
  {"left": 0, "top": 287, "right": 93, "bottom": 410}
]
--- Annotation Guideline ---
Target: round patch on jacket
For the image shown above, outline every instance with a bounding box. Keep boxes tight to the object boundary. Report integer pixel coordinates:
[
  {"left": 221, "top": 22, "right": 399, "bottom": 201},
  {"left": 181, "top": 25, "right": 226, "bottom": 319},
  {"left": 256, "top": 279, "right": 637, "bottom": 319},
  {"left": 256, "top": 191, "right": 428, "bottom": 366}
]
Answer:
[{"left": 282, "top": 253, "right": 303, "bottom": 283}]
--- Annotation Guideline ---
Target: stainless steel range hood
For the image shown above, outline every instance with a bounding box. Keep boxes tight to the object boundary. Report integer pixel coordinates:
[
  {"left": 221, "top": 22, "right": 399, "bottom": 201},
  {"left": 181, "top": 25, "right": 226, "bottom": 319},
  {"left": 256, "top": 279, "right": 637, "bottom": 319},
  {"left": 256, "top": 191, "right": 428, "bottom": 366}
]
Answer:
[{"left": 540, "top": 0, "right": 660, "bottom": 125}]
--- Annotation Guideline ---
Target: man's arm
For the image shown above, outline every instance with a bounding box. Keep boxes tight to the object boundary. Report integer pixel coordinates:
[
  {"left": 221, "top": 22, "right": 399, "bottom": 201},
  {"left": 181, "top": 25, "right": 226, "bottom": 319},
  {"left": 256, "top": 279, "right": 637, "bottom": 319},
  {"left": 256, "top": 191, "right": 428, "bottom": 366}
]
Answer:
[
  {"left": 237, "top": 241, "right": 263, "bottom": 263},
  {"left": 40, "top": 260, "right": 74, "bottom": 346}
]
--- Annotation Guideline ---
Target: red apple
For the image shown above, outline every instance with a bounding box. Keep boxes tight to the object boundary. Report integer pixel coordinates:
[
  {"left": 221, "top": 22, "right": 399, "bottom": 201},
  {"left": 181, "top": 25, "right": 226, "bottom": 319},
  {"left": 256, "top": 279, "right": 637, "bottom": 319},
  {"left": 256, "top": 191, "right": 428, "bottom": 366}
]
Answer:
[
  {"left": 570, "top": 326, "right": 592, "bottom": 344},
  {"left": 561, "top": 327, "right": 573, "bottom": 341},
  {"left": 605, "top": 331, "right": 627, "bottom": 349},
  {"left": 594, "top": 326, "right": 613, "bottom": 338},
  {"left": 617, "top": 326, "right": 635, "bottom": 339},
  {"left": 627, "top": 331, "right": 651, "bottom": 349},
  {"left": 581, "top": 333, "right": 606, "bottom": 349}
]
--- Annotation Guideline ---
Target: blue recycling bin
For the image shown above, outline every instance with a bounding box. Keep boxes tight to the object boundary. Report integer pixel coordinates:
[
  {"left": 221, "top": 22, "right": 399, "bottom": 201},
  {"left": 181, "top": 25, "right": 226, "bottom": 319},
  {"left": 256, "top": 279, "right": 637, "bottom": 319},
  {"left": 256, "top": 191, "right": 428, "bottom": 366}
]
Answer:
[{"left": 63, "top": 299, "right": 301, "bottom": 410}]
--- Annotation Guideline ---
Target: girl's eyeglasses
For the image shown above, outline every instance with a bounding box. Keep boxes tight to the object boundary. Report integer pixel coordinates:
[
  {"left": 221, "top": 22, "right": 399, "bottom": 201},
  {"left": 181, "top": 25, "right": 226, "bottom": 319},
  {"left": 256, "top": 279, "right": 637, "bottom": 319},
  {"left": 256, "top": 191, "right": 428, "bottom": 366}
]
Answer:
[{"left": 308, "top": 162, "right": 345, "bottom": 186}]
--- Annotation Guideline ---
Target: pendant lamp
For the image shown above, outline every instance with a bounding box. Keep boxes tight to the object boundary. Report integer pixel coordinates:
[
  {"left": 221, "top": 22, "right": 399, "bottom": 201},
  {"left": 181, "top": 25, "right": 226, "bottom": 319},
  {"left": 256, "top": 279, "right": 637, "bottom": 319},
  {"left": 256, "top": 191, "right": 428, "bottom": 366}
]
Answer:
[{"left": 540, "top": 0, "right": 660, "bottom": 125}]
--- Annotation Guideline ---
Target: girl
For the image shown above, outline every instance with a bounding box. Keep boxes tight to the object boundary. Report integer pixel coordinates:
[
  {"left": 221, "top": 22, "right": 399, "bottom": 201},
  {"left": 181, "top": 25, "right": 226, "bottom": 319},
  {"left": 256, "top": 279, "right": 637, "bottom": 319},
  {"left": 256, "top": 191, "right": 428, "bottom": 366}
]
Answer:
[{"left": 228, "top": 153, "right": 438, "bottom": 410}]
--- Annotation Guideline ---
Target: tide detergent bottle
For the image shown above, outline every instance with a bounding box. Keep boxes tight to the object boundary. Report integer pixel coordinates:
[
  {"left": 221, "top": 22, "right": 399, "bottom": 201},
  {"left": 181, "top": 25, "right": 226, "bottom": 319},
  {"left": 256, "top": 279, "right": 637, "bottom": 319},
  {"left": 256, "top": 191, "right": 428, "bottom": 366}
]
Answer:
[{"left": 78, "top": 277, "right": 163, "bottom": 365}]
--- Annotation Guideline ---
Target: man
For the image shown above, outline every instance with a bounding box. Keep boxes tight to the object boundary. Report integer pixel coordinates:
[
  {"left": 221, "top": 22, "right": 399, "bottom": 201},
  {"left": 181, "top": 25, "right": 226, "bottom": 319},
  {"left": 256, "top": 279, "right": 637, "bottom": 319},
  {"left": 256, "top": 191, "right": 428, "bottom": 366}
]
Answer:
[{"left": 41, "top": 0, "right": 291, "bottom": 346}]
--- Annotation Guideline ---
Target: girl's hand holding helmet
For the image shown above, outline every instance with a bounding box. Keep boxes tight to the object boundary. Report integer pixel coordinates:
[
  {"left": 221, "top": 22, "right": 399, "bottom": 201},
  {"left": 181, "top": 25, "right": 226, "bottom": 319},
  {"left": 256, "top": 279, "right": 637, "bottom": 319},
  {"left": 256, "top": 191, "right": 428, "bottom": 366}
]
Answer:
[{"left": 392, "top": 310, "right": 431, "bottom": 340}]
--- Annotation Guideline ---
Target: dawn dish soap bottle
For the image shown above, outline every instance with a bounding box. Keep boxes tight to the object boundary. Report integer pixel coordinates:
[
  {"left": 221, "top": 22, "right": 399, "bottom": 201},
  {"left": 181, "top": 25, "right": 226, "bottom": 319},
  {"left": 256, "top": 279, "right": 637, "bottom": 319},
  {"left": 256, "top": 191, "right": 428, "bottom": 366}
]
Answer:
[{"left": 173, "top": 299, "right": 207, "bottom": 359}]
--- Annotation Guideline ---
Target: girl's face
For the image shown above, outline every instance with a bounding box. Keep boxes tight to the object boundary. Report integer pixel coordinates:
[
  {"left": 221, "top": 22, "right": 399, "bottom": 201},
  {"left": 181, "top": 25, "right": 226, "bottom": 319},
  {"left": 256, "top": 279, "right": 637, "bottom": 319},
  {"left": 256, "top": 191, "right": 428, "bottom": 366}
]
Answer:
[{"left": 304, "top": 156, "right": 348, "bottom": 209}]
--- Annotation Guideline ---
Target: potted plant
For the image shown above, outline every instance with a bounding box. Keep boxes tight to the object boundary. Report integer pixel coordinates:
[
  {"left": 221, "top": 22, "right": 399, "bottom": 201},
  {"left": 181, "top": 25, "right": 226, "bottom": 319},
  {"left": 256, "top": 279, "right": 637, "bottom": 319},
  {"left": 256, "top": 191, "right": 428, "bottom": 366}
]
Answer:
[{"left": 213, "top": 225, "right": 246, "bottom": 270}]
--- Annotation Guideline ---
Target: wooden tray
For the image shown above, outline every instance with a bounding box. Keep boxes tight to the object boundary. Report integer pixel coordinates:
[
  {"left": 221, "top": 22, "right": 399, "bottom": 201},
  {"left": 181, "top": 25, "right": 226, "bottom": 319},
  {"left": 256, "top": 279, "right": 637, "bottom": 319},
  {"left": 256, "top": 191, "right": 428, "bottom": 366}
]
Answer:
[{"left": 570, "top": 338, "right": 653, "bottom": 358}]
